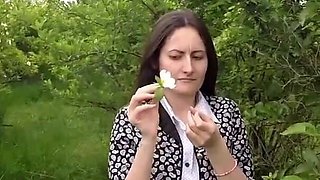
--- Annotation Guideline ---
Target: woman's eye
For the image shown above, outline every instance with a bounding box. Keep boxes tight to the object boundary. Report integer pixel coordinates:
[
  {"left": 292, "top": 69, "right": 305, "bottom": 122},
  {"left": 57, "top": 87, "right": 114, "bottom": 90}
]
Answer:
[
  {"left": 169, "top": 55, "right": 181, "bottom": 60},
  {"left": 193, "top": 56, "right": 203, "bottom": 60}
]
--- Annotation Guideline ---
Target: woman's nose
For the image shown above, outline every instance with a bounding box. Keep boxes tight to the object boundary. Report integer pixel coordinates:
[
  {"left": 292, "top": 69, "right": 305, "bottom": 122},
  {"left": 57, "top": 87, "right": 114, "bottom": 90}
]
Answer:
[{"left": 182, "top": 56, "right": 193, "bottom": 73}]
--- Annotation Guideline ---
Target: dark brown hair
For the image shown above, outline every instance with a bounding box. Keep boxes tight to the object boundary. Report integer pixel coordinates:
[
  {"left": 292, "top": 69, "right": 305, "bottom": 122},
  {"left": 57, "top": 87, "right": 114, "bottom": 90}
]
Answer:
[{"left": 136, "top": 9, "right": 218, "bottom": 96}]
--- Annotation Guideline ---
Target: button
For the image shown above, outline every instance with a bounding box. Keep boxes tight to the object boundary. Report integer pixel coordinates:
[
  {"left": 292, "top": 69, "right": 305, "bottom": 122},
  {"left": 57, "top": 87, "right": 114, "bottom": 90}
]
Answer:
[{"left": 185, "top": 162, "right": 190, "bottom": 167}]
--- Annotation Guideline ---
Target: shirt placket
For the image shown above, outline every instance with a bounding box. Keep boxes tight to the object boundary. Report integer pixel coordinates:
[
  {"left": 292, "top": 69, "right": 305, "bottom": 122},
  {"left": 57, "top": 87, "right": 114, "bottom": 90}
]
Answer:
[{"left": 174, "top": 118, "right": 199, "bottom": 180}]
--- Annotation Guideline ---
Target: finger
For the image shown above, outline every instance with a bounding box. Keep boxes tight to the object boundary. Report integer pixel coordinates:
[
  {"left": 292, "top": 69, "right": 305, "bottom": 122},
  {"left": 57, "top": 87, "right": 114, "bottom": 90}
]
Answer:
[
  {"left": 130, "top": 93, "right": 155, "bottom": 108},
  {"left": 186, "top": 124, "right": 202, "bottom": 147},
  {"left": 197, "top": 110, "right": 213, "bottom": 123},
  {"left": 189, "top": 107, "right": 206, "bottom": 128},
  {"left": 193, "top": 110, "right": 218, "bottom": 136},
  {"left": 192, "top": 111, "right": 209, "bottom": 131},
  {"left": 190, "top": 106, "right": 212, "bottom": 123},
  {"left": 136, "top": 83, "right": 160, "bottom": 94},
  {"left": 187, "top": 110, "right": 201, "bottom": 135},
  {"left": 189, "top": 106, "right": 197, "bottom": 114},
  {"left": 134, "top": 103, "right": 158, "bottom": 116}
]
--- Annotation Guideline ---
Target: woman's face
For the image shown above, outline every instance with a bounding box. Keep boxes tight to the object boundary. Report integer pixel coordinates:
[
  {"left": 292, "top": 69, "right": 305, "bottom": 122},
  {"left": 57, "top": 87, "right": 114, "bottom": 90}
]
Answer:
[{"left": 159, "top": 26, "right": 208, "bottom": 96}]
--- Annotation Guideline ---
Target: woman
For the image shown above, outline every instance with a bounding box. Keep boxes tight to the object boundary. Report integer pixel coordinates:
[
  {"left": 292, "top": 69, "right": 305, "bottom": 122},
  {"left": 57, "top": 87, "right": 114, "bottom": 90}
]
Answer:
[{"left": 108, "top": 9, "right": 254, "bottom": 180}]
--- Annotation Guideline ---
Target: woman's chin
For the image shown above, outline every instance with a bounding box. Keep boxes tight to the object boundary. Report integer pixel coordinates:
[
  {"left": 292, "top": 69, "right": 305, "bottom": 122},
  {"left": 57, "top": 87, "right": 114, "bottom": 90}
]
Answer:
[{"left": 170, "top": 87, "right": 198, "bottom": 96}]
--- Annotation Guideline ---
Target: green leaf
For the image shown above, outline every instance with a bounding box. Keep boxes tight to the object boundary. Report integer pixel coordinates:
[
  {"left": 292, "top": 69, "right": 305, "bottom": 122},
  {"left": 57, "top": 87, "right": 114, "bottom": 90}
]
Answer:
[
  {"left": 280, "top": 122, "right": 319, "bottom": 136},
  {"left": 289, "top": 21, "right": 300, "bottom": 32},
  {"left": 266, "top": 80, "right": 283, "bottom": 99},
  {"left": 299, "top": 3, "right": 317, "bottom": 26},
  {"left": 294, "top": 163, "right": 311, "bottom": 174},
  {"left": 280, "top": 175, "right": 303, "bottom": 180},
  {"left": 311, "top": 105, "right": 320, "bottom": 120},
  {"left": 155, "top": 75, "right": 161, "bottom": 83},
  {"left": 302, "top": 149, "right": 320, "bottom": 169},
  {"left": 154, "top": 87, "right": 164, "bottom": 101}
]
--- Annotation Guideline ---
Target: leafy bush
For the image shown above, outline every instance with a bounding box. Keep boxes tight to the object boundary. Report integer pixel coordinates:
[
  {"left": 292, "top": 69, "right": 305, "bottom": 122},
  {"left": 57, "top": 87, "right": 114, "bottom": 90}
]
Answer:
[
  {"left": 0, "top": 0, "right": 319, "bottom": 179},
  {"left": 0, "top": 84, "right": 112, "bottom": 179}
]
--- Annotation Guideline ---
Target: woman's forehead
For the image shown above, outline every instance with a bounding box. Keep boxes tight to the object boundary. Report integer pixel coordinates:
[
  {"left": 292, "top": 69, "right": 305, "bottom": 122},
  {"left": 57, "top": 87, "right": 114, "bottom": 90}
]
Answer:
[{"left": 163, "top": 27, "right": 205, "bottom": 51}]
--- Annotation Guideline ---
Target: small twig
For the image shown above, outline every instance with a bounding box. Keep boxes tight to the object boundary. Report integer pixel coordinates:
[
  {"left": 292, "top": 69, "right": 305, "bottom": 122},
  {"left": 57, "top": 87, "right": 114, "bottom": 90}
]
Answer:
[
  {"left": 247, "top": 118, "right": 320, "bottom": 127},
  {"left": 315, "top": 45, "right": 319, "bottom": 75},
  {"left": 249, "top": 126, "right": 277, "bottom": 170},
  {"left": 1, "top": 124, "right": 13, "bottom": 127},
  {"left": 281, "top": 55, "right": 301, "bottom": 77},
  {"left": 282, "top": 77, "right": 297, "bottom": 89},
  {"left": 141, "top": 0, "right": 158, "bottom": 17},
  {"left": 285, "top": 99, "right": 307, "bottom": 110},
  {"left": 86, "top": 100, "right": 117, "bottom": 111},
  {"left": 0, "top": 171, "right": 4, "bottom": 180},
  {"left": 273, "top": 40, "right": 282, "bottom": 55},
  {"left": 120, "top": 49, "right": 141, "bottom": 58},
  {"left": 25, "top": 171, "right": 56, "bottom": 179},
  {"left": 282, "top": 17, "right": 302, "bottom": 48},
  {"left": 65, "top": 99, "right": 117, "bottom": 112},
  {"left": 67, "top": 12, "right": 104, "bottom": 27},
  {"left": 245, "top": 44, "right": 265, "bottom": 56},
  {"left": 65, "top": 51, "right": 102, "bottom": 63}
]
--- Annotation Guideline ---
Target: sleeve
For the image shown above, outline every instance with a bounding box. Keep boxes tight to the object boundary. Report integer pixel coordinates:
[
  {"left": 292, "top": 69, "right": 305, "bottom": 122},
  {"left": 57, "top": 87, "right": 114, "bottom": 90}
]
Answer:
[
  {"left": 108, "top": 107, "right": 140, "bottom": 180},
  {"left": 230, "top": 100, "right": 255, "bottom": 179}
]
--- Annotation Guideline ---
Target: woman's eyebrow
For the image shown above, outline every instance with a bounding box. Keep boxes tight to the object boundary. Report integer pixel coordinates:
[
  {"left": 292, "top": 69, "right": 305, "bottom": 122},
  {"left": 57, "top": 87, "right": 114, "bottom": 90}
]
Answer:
[
  {"left": 168, "top": 49, "right": 205, "bottom": 53},
  {"left": 192, "top": 50, "right": 205, "bottom": 53},
  {"left": 168, "top": 49, "right": 184, "bottom": 53}
]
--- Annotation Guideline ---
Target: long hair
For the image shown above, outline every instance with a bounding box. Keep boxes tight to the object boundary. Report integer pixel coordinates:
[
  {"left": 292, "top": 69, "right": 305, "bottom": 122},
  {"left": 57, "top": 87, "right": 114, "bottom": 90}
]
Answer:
[{"left": 135, "top": 9, "right": 218, "bottom": 96}]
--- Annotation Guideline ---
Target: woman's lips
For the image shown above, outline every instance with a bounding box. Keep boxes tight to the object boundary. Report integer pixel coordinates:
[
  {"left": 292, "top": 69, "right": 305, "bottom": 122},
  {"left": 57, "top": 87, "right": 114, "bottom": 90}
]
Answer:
[{"left": 177, "top": 78, "right": 196, "bottom": 82}]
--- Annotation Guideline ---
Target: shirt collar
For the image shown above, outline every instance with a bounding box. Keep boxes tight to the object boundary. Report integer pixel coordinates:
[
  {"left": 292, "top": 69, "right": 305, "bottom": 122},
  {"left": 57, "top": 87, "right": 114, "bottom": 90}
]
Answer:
[{"left": 159, "top": 92, "right": 220, "bottom": 124}]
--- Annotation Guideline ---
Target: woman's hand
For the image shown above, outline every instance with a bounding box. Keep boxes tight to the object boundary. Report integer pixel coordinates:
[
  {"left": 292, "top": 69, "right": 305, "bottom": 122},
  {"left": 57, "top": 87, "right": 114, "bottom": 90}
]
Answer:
[
  {"left": 128, "top": 83, "right": 160, "bottom": 141},
  {"left": 186, "top": 106, "right": 222, "bottom": 149}
]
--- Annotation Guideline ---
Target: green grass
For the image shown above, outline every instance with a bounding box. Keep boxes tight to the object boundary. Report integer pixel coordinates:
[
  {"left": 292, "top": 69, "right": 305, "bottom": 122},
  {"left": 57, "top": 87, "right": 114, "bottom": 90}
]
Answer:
[{"left": 0, "top": 82, "right": 115, "bottom": 179}]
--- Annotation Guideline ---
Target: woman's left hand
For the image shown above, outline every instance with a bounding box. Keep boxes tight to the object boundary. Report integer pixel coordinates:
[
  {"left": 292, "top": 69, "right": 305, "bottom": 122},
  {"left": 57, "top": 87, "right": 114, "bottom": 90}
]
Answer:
[{"left": 186, "top": 106, "right": 222, "bottom": 149}]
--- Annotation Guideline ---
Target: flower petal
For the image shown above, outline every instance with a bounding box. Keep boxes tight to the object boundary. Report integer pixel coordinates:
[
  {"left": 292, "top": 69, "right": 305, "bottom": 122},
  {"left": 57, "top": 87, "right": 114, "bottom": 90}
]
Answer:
[
  {"left": 160, "top": 70, "right": 168, "bottom": 80},
  {"left": 163, "top": 77, "right": 176, "bottom": 89},
  {"left": 159, "top": 69, "right": 176, "bottom": 89}
]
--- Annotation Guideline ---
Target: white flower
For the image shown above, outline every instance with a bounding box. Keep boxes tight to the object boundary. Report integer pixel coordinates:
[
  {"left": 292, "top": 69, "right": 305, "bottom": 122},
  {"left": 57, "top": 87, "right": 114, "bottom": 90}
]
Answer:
[
  {"left": 0, "top": 23, "right": 8, "bottom": 27},
  {"left": 159, "top": 69, "right": 176, "bottom": 89},
  {"left": 26, "top": 61, "right": 31, "bottom": 66}
]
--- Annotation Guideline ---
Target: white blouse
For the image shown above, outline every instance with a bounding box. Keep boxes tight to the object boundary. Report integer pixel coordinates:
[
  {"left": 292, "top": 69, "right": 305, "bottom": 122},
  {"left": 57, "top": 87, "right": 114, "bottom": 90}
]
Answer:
[{"left": 160, "top": 92, "right": 220, "bottom": 180}]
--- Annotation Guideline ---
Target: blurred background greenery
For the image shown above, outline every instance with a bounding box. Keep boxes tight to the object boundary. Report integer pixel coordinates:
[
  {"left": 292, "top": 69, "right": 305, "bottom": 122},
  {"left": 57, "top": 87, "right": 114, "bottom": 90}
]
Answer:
[{"left": 0, "top": 0, "right": 319, "bottom": 179}]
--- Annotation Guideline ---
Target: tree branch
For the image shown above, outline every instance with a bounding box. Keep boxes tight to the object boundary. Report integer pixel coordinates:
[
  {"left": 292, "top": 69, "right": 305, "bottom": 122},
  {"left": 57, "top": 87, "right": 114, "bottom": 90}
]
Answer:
[
  {"left": 65, "top": 51, "right": 102, "bottom": 63},
  {"left": 141, "top": 0, "right": 158, "bottom": 18},
  {"left": 120, "top": 49, "right": 141, "bottom": 58},
  {"left": 65, "top": 99, "right": 117, "bottom": 112},
  {"left": 247, "top": 118, "right": 320, "bottom": 127},
  {"left": 1, "top": 124, "right": 13, "bottom": 127},
  {"left": 25, "top": 171, "right": 56, "bottom": 179},
  {"left": 67, "top": 12, "right": 104, "bottom": 27},
  {"left": 86, "top": 100, "right": 117, "bottom": 111}
]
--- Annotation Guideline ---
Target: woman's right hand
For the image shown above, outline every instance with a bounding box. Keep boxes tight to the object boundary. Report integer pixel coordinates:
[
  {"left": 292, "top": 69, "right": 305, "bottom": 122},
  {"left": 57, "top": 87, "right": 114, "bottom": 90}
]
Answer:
[{"left": 128, "top": 83, "right": 160, "bottom": 140}]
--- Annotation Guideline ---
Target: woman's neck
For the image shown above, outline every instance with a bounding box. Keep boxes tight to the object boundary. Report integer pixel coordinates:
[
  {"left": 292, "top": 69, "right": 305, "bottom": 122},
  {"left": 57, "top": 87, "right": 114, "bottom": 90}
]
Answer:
[{"left": 164, "top": 91, "right": 197, "bottom": 122}]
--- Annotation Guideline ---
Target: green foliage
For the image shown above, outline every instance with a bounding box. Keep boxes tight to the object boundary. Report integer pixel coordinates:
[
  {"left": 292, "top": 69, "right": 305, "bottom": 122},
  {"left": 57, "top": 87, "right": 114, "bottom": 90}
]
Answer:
[
  {"left": 0, "top": 83, "right": 112, "bottom": 179},
  {"left": 281, "top": 122, "right": 320, "bottom": 137},
  {"left": 279, "top": 123, "right": 320, "bottom": 179},
  {"left": 0, "top": 0, "right": 319, "bottom": 179},
  {"left": 198, "top": 0, "right": 320, "bottom": 179}
]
